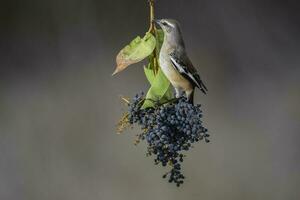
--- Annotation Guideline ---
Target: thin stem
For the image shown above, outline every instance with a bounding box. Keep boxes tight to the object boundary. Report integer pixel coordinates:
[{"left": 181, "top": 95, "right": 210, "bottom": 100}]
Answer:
[
  {"left": 147, "top": 0, "right": 159, "bottom": 74},
  {"left": 148, "top": 0, "right": 155, "bottom": 33},
  {"left": 121, "top": 97, "right": 130, "bottom": 104}
]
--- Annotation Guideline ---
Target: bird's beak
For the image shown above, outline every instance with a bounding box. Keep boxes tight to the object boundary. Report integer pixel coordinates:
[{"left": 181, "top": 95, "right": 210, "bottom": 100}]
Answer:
[{"left": 153, "top": 19, "right": 161, "bottom": 27}]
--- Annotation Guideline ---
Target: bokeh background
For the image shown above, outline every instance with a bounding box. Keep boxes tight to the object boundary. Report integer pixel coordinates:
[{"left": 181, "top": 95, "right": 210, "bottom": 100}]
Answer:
[{"left": 1, "top": 0, "right": 300, "bottom": 199}]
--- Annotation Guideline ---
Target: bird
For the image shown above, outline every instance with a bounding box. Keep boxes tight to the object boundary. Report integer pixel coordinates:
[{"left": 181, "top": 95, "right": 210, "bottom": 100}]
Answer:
[{"left": 153, "top": 19, "right": 207, "bottom": 104}]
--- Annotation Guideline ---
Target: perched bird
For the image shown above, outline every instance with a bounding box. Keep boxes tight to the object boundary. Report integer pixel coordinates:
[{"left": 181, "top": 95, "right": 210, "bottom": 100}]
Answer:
[{"left": 154, "top": 19, "right": 207, "bottom": 104}]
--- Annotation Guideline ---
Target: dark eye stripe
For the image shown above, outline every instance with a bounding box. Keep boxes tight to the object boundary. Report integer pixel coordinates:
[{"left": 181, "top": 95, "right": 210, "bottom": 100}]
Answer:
[
  {"left": 162, "top": 22, "right": 168, "bottom": 26},
  {"left": 162, "top": 21, "right": 174, "bottom": 28}
]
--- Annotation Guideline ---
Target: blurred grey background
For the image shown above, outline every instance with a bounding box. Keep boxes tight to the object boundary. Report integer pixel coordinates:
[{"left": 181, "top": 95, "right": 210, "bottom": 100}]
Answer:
[{"left": 1, "top": 0, "right": 300, "bottom": 199}]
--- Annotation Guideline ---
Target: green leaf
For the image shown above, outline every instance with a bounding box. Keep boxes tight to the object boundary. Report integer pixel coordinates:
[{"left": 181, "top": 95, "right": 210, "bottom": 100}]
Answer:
[
  {"left": 143, "top": 29, "right": 164, "bottom": 85},
  {"left": 162, "top": 86, "right": 174, "bottom": 101},
  {"left": 113, "top": 32, "right": 156, "bottom": 75},
  {"left": 144, "top": 64, "right": 155, "bottom": 84},
  {"left": 141, "top": 29, "right": 173, "bottom": 108},
  {"left": 142, "top": 68, "right": 174, "bottom": 109},
  {"left": 155, "top": 29, "right": 164, "bottom": 54}
]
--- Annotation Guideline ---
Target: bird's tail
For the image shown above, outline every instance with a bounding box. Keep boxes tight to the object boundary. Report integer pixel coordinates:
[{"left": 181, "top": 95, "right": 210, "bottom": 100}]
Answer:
[
  {"left": 193, "top": 74, "right": 208, "bottom": 95},
  {"left": 199, "top": 80, "right": 208, "bottom": 95}
]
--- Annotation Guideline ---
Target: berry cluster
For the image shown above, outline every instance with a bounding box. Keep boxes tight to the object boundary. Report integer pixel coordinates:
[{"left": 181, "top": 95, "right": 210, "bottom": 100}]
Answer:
[{"left": 127, "top": 92, "right": 209, "bottom": 186}]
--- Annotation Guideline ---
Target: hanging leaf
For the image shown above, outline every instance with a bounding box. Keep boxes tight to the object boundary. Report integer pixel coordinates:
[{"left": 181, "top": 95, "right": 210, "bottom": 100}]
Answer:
[
  {"left": 142, "top": 68, "right": 174, "bottom": 109},
  {"left": 155, "top": 29, "right": 164, "bottom": 54},
  {"left": 144, "top": 64, "right": 155, "bottom": 84},
  {"left": 112, "top": 32, "right": 156, "bottom": 75},
  {"left": 141, "top": 29, "right": 173, "bottom": 108},
  {"left": 162, "top": 85, "right": 174, "bottom": 102}
]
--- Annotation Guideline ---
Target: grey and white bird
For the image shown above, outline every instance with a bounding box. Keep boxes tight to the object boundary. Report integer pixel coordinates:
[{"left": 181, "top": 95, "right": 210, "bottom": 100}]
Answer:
[{"left": 154, "top": 19, "right": 207, "bottom": 104}]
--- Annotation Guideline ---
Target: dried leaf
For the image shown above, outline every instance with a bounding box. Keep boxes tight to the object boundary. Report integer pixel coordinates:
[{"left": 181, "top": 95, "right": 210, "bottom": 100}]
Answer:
[{"left": 113, "top": 32, "right": 156, "bottom": 75}]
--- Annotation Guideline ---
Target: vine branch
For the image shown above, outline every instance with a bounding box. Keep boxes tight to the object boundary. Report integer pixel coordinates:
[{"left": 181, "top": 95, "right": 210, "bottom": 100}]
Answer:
[
  {"left": 148, "top": 0, "right": 155, "bottom": 33},
  {"left": 147, "top": 0, "right": 159, "bottom": 74}
]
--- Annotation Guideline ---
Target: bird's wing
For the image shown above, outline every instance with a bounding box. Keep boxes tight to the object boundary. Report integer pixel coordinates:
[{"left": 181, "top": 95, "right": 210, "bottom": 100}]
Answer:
[{"left": 169, "top": 50, "right": 208, "bottom": 94}]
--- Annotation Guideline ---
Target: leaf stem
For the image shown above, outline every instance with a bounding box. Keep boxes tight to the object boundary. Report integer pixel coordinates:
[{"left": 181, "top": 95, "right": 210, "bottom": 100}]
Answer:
[
  {"left": 147, "top": 0, "right": 159, "bottom": 75},
  {"left": 148, "top": 0, "right": 155, "bottom": 33}
]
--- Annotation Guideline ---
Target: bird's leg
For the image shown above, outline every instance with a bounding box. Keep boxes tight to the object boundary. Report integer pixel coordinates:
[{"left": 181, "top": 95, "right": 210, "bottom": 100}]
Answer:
[
  {"left": 185, "top": 89, "right": 194, "bottom": 104},
  {"left": 175, "top": 87, "right": 181, "bottom": 98}
]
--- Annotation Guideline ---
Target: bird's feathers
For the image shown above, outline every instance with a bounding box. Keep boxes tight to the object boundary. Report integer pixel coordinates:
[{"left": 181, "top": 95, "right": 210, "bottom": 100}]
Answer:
[{"left": 169, "top": 50, "right": 208, "bottom": 94}]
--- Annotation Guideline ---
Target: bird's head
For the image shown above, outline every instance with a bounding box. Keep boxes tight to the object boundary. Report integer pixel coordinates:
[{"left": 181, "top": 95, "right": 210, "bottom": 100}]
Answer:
[
  {"left": 153, "top": 19, "right": 180, "bottom": 34},
  {"left": 153, "top": 19, "right": 184, "bottom": 47}
]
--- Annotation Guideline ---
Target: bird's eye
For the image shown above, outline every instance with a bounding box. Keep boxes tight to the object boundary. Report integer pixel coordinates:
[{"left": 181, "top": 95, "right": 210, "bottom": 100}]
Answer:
[{"left": 162, "top": 22, "right": 168, "bottom": 26}]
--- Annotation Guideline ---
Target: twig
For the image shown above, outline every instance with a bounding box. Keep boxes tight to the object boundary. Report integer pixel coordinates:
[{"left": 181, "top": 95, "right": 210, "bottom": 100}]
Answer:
[
  {"left": 147, "top": 0, "right": 159, "bottom": 75},
  {"left": 120, "top": 96, "right": 130, "bottom": 104},
  {"left": 148, "top": 0, "right": 156, "bottom": 33}
]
